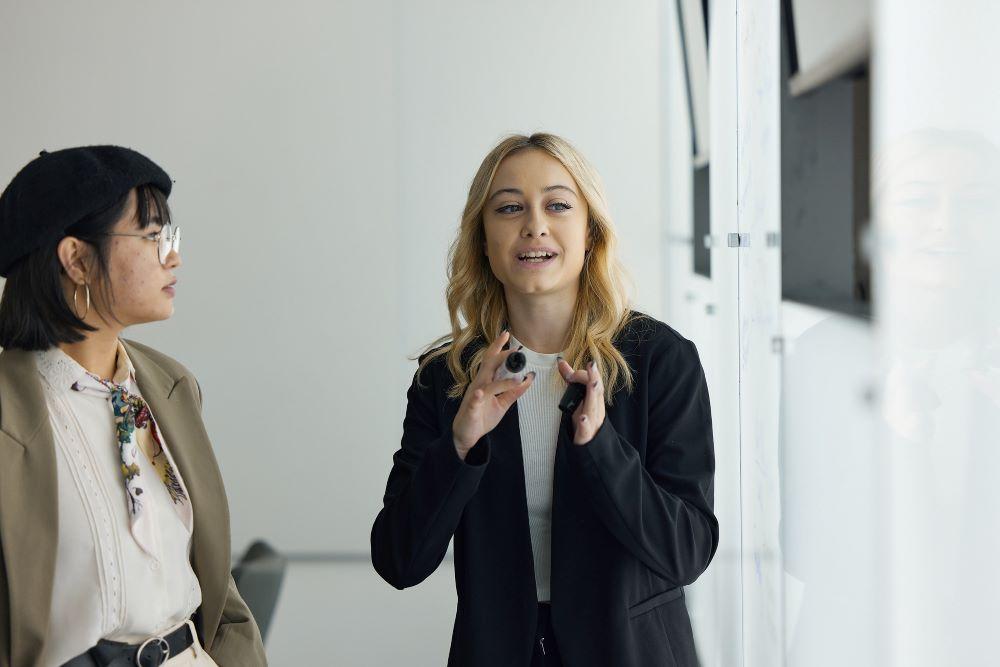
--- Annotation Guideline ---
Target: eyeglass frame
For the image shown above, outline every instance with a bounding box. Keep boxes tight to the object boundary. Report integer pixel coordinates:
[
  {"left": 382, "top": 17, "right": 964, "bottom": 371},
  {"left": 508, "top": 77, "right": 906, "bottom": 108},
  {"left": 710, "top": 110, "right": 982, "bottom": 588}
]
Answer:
[{"left": 97, "top": 224, "right": 181, "bottom": 266}]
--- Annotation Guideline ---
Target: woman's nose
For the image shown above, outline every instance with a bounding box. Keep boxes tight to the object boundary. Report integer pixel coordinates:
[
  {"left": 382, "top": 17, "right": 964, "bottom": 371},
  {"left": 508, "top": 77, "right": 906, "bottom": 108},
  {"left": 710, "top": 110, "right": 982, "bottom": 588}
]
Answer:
[
  {"left": 165, "top": 249, "right": 182, "bottom": 269},
  {"left": 522, "top": 210, "right": 549, "bottom": 237}
]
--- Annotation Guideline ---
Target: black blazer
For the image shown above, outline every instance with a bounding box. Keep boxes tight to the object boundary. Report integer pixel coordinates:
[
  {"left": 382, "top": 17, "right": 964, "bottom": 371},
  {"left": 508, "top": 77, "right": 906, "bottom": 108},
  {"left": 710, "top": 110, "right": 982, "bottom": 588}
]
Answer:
[{"left": 371, "top": 312, "right": 718, "bottom": 667}]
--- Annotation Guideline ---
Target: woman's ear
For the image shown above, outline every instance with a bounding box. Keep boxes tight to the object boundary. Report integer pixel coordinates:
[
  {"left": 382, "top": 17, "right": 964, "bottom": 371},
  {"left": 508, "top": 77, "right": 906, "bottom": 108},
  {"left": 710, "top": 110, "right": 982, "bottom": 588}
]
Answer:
[{"left": 56, "top": 236, "right": 93, "bottom": 285}]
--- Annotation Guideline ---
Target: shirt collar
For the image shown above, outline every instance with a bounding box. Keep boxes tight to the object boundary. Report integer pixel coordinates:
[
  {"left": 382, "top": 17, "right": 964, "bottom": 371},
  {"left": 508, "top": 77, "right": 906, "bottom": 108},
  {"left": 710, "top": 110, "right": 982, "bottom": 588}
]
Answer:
[{"left": 35, "top": 340, "right": 136, "bottom": 393}]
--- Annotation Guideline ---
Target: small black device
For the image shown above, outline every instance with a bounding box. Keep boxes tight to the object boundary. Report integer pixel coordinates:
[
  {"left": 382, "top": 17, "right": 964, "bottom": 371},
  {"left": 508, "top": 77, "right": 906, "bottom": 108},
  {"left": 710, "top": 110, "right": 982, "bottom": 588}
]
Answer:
[{"left": 559, "top": 382, "right": 587, "bottom": 414}]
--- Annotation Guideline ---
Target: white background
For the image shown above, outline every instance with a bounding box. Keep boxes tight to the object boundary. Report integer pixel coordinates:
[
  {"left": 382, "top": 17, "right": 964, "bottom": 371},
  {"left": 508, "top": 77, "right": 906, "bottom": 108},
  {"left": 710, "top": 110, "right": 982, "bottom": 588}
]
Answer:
[{"left": 5, "top": 0, "right": 998, "bottom": 664}]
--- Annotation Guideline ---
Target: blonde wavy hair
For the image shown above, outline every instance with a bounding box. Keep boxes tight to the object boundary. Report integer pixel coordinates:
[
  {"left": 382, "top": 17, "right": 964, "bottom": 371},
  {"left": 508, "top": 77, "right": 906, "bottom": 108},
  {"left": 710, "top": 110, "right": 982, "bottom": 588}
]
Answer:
[{"left": 414, "top": 132, "right": 645, "bottom": 405}]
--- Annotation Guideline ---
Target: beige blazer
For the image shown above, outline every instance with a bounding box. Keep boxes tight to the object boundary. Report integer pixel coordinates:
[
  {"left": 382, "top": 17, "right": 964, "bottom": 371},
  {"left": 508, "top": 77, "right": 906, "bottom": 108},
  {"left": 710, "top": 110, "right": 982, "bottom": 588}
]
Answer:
[{"left": 0, "top": 339, "right": 267, "bottom": 666}]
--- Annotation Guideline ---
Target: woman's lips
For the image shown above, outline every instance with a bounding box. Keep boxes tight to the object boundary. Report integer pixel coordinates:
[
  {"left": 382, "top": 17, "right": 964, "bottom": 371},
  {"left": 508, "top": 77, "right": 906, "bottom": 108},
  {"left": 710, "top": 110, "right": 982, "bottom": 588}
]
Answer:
[{"left": 516, "top": 255, "right": 558, "bottom": 270}]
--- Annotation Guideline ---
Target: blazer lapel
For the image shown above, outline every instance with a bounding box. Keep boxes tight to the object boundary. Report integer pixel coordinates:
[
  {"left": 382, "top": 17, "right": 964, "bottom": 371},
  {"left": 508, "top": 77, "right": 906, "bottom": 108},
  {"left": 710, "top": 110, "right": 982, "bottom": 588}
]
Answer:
[
  {"left": 484, "top": 391, "right": 541, "bottom": 600},
  {"left": 124, "top": 342, "right": 230, "bottom": 644},
  {"left": 0, "top": 349, "right": 58, "bottom": 667}
]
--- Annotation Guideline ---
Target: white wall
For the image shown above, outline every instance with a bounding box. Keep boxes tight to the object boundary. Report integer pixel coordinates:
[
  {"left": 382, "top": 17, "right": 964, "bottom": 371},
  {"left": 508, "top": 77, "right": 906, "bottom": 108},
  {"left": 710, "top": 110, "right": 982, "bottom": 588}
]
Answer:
[
  {"left": 1, "top": 1, "right": 666, "bottom": 662},
  {"left": 0, "top": 0, "right": 664, "bottom": 555},
  {"left": 392, "top": 0, "right": 664, "bottom": 360},
  {"left": 1, "top": 0, "right": 400, "bottom": 556}
]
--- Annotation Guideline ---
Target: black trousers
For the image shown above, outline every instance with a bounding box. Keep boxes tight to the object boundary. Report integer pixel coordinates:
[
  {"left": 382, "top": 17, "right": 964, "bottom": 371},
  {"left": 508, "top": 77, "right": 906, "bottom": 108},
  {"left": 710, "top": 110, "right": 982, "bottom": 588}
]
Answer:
[{"left": 531, "top": 603, "right": 564, "bottom": 667}]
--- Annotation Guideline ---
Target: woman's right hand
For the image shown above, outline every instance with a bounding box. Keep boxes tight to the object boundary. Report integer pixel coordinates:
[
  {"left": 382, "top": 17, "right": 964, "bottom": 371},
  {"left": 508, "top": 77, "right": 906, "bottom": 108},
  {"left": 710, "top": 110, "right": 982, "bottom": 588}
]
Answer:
[{"left": 452, "top": 330, "right": 535, "bottom": 460}]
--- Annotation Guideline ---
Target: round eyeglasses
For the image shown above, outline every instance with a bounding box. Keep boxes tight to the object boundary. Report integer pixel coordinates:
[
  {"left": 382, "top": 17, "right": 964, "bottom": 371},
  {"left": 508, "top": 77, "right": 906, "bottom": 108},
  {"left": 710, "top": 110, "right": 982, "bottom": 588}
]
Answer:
[{"left": 100, "top": 224, "right": 181, "bottom": 265}]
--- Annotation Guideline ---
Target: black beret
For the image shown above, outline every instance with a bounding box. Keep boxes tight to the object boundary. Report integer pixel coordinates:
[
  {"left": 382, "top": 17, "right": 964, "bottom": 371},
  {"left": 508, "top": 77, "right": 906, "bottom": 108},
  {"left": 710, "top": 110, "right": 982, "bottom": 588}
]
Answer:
[{"left": 0, "top": 145, "right": 172, "bottom": 278}]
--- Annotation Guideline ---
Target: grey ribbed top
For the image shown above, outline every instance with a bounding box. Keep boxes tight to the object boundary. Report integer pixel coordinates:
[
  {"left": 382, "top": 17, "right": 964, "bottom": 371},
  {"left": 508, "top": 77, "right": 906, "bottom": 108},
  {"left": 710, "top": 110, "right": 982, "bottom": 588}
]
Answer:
[{"left": 509, "top": 334, "right": 563, "bottom": 602}]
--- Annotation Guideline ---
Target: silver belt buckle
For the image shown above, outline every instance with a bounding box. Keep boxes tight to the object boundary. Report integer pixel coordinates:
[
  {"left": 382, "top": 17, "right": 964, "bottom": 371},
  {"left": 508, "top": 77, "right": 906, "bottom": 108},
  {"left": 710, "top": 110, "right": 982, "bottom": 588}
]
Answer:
[{"left": 136, "top": 635, "right": 171, "bottom": 667}]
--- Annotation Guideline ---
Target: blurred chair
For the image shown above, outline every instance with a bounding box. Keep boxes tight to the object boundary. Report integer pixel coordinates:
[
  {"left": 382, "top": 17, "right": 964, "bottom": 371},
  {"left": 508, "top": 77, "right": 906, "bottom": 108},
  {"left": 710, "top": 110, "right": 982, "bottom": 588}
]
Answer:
[{"left": 231, "top": 539, "right": 287, "bottom": 643}]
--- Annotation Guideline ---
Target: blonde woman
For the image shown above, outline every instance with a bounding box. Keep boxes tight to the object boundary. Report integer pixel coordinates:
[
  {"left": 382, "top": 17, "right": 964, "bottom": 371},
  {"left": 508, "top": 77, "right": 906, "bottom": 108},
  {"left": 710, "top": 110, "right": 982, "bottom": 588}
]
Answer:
[{"left": 371, "top": 133, "right": 718, "bottom": 667}]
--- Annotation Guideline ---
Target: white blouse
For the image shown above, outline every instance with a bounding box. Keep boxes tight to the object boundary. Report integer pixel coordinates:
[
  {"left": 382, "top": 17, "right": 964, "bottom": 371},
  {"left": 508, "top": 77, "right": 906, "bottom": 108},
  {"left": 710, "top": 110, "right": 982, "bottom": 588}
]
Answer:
[
  {"left": 35, "top": 343, "right": 202, "bottom": 667},
  {"left": 508, "top": 335, "right": 564, "bottom": 603}
]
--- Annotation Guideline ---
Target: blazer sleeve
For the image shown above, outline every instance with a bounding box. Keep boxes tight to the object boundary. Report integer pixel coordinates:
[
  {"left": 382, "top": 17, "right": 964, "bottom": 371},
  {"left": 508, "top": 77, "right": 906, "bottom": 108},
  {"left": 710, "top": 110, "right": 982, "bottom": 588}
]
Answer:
[
  {"left": 206, "top": 574, "right": 268, "bottom": 666},
  {"left": 566, "top": 336, "right": 719, "bottom": 587},
  {"left": 0, "top": 529, "right": 8, "bottom": 667},
  {"left": 371, "top": 358, "right": 491, "bottom": 589}
]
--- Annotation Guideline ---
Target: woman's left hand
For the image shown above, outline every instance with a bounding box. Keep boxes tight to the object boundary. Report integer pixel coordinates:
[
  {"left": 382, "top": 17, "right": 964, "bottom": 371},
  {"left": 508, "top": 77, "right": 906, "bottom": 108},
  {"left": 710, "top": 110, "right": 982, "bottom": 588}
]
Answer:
[{"left": 557, "top": 358, "right": 606, "bottom": 445}]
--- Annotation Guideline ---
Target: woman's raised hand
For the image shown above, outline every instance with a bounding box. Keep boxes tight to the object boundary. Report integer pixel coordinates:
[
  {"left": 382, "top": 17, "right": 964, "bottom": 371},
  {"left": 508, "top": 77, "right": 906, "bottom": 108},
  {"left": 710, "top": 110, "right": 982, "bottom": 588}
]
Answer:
[
  {"left": 557, "top": 358, "right": 606, "bottom": 445},
  {"left": 452, "top": 330, "right": 535, "bottom": 460}
]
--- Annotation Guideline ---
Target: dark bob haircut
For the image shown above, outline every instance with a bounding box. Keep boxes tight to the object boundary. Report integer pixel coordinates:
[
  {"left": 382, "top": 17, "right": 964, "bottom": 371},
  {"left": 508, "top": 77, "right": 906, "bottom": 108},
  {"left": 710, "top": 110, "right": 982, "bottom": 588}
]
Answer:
[{"left": 0, "top": 184, "right": 171, "bottom": 351}]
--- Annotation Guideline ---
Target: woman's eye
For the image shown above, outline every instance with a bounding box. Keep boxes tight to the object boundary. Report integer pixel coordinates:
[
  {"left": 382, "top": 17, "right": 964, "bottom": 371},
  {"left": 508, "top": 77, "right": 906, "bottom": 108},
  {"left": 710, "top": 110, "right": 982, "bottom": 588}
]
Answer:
[
  {"left": 496, "top": 203, "right": 523, "bottom": 214},
  {"left": 549, "top": 202, "right": 572, "bottom": 211}
]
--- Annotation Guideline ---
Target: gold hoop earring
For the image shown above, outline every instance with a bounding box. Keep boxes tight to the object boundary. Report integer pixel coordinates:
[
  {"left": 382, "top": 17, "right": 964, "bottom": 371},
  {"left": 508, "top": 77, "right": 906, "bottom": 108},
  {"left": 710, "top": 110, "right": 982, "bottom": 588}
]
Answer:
[{"left": 73, "top": 283, "right": 91, "bottom": 320}]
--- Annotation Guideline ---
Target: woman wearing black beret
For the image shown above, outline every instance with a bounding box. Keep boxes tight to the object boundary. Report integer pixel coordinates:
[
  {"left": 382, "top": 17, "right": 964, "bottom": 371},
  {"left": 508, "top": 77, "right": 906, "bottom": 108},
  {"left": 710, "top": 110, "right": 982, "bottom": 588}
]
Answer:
[
  {"left": 371, "top": 133, "right": 719, "bottom": 666},
  {"left": 0, "top": 147, "right": 266, "bottom": 666}
]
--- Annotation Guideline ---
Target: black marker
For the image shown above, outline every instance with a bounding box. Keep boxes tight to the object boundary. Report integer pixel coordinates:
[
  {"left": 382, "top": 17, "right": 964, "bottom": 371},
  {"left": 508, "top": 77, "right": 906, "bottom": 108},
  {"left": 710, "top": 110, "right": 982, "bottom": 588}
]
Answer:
[{"left": 559, "top": 382, "right": 587, "bottom": 414}]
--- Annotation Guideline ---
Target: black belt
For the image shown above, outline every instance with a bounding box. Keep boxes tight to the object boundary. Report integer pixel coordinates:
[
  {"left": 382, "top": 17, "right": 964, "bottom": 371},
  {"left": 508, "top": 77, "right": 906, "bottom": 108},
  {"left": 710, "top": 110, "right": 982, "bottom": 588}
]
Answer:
[{"left": 61, "top": 621, "right": 195, "bottom": 667}]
